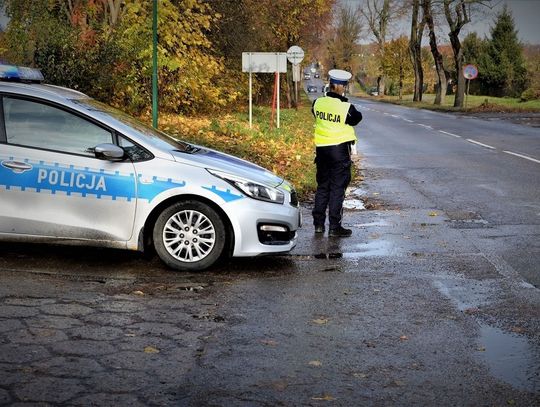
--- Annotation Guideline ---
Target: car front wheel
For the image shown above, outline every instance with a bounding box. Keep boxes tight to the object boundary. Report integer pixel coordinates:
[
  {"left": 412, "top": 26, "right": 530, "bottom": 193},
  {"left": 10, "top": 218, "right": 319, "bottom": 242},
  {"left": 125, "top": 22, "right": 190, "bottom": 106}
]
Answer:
[{"left": 153, "top": 200, "right": 226, "bottom": 271}]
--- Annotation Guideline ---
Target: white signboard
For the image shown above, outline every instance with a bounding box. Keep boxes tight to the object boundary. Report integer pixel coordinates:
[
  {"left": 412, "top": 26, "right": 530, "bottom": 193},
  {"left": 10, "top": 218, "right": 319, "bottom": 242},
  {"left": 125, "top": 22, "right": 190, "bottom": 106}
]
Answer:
[
  {"left": 242, "top": 52, "right": 287, "bottom": 73},
  {"left": 286, "top": 46, "right": 304, "bottom": 65}
]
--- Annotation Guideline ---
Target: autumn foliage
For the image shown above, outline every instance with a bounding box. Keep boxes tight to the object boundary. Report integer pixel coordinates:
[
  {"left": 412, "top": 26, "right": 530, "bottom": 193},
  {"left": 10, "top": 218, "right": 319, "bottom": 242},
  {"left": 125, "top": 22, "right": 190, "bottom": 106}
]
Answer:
[{"left": 159, "top": 99, "right": 317, "bottom": 199}]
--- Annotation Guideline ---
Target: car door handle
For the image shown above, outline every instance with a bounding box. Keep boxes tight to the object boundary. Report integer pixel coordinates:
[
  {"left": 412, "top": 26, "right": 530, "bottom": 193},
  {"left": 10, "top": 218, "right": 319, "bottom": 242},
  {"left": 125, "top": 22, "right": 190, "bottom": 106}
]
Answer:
[{"left": 1, "top": 160, "right": 33, "bottom": 173}]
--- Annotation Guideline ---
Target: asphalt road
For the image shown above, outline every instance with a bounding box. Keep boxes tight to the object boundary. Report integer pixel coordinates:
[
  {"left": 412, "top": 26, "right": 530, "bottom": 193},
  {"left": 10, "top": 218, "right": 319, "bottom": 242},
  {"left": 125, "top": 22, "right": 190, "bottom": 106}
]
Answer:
[
  {"left": 0, "top": 91, "right": 539, "bottom": 405},
  {"left": 349, "top": 96, "right": 540, "bottom": 288}
]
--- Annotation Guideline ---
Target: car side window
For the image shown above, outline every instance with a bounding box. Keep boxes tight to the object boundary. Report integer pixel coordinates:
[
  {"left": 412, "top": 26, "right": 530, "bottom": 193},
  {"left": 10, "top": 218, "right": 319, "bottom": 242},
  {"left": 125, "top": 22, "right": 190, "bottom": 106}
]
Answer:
[{"left": 3, "top": 97, "right": 113, "bottom": 156}]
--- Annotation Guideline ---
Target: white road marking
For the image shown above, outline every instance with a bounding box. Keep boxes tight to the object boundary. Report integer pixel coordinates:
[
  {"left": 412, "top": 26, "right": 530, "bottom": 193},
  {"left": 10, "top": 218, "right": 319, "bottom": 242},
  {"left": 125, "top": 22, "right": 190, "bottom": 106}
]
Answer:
[
  {"left": 438, "top": 130, "right": 461, "bottom": 138},
  {"left": 403, "top": 119, "right": 414, "bottom": 123},
  {"left": 383, "top": 112, "right": 391, "bottom": 116},
  {"left": 503, "top": 150, "right": 540, "bottom": 164},
  {"left": 417, "top": 124, "right": 433, "bottom": 129},
  {"left": 466, "top": 139, "right": 496, "bottom": 150},
  {"left": 390, "top": 114, "right": 399, "bottom": 118}
]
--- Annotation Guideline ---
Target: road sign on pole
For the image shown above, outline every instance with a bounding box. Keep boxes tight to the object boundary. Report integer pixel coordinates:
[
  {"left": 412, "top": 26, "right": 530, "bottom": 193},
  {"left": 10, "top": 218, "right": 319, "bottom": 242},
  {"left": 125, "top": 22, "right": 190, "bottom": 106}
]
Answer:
[
  {"left": 463, "top": 64, "right": 478, "bottom": 80},
  {"left": 242, "top": 52, "right": 287, "bottom": 128},
  {"left": 286, "top": 46, "right": 304, "bottom": 65},
  {"left": 287, "top": 46, "right": 304, "bottom": 107},
  {"left": 463, "top": 64, "right": 478, "bottom": 109}
]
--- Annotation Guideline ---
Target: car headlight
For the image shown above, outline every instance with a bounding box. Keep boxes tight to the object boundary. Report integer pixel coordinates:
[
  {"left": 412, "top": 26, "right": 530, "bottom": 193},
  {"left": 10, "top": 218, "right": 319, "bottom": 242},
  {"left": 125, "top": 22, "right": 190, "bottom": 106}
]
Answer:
[{"left": 207, "top": 169, "right": 284, "bottom": 204}]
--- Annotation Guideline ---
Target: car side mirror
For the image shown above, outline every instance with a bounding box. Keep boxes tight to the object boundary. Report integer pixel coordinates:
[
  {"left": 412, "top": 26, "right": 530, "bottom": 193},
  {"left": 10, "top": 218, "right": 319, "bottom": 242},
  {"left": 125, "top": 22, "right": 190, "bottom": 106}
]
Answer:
[{"left": 94, "top": 143, "right": 125, "bottom": 161}]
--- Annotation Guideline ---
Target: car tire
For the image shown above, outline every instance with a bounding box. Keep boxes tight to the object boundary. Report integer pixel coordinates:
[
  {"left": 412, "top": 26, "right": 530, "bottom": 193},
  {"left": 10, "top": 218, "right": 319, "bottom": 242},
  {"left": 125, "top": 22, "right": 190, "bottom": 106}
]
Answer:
[{"left": 153, "top": 200, "right": 226, "bottom": 271}]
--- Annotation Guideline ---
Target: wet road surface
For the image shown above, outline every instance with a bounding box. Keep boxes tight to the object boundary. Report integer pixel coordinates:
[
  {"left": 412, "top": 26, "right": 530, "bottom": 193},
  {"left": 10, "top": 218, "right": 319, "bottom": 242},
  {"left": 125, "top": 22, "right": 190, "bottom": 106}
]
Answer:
[
  {"left": 1, "top": 97, "right": 539, "bottom": 405},
  {"left": 1, "top": 201, "right": 539, "bottom": 405}
]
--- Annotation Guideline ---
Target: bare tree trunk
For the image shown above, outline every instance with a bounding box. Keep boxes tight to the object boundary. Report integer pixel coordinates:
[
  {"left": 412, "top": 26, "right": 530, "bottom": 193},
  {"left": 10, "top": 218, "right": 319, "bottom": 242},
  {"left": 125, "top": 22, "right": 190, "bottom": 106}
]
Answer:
[
  {"left": 449, "top": 31, "right": 465, "bottom": 107},
  {"left": 378, "top": 75, "right": 386, "bottom": 96},
  {"left": 409, "top": 0, "right": 425, "bottom": 101},
  {"left": 399, "top": 65, "right": 403, "bottom": 100},
  {"left": 286, "top": 70, "right": 293, "bottom": 109},
  {"left": 423, "top": 0, "right": 447, "bottom": 105},
  {"left": 443, "top": 0, "right": 471, "bottom": 108}
]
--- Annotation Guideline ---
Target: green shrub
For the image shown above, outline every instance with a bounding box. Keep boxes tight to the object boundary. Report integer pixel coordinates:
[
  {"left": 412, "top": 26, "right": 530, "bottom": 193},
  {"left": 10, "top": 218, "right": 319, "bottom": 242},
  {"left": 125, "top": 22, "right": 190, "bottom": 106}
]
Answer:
[{"left": 520, "top": 88, "right": 540, "bottom": 102}]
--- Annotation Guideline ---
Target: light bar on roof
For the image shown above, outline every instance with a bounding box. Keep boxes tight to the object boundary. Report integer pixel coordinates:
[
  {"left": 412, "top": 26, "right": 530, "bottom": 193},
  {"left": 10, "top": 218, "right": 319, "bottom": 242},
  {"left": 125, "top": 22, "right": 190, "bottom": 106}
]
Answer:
[{"left": 0, "top": 64, "right": 44, "bottom": 82}]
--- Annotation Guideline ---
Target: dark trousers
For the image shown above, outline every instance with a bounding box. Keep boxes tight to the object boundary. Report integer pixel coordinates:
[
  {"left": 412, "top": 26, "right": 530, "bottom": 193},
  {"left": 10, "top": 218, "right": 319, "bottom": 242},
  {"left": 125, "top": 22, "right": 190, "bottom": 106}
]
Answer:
[{"left": 312, "top": 143, "right": 352, "bottom": 229}]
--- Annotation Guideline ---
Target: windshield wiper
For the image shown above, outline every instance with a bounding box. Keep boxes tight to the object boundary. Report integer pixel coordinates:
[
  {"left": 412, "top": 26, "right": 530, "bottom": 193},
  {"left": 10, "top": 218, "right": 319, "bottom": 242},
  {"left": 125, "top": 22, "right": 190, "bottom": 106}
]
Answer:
[{"left": 175, "top": 143, "right": 201, "bottom": 154}]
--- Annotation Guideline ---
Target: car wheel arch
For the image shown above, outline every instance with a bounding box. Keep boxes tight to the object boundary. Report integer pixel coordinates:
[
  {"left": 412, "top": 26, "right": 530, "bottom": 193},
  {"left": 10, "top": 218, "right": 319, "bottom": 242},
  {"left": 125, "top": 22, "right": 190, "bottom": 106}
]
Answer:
[{"left": 141, "top": 194, "right": 235, "bottom": 259}]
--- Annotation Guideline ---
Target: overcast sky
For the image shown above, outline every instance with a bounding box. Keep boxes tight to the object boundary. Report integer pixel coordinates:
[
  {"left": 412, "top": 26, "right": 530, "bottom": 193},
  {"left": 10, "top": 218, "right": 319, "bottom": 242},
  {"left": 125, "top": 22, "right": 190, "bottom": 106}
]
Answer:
[{"left": 344, "top": 0, "right": 540, "bottom": 45}]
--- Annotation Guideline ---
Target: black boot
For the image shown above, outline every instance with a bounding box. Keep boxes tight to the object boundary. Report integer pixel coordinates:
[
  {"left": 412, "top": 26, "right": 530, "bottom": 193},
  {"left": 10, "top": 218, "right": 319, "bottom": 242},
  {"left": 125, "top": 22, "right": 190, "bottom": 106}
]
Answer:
[{"left": 329, "top": 226, "right": 352, "bottom": 237}]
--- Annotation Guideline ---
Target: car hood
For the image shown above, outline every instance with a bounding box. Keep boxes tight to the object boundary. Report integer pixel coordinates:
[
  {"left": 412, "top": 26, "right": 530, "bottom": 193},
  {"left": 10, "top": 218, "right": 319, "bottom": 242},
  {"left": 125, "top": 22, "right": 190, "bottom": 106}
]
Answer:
[{"left": 171, "top": 146, "right": 283, "bottom": 188}]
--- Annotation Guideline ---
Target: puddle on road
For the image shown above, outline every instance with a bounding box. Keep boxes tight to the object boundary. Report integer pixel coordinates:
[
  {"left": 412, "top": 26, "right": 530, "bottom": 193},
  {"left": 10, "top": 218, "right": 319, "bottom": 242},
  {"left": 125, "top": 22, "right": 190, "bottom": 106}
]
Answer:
[
  {"left": 433, "top": 280, "right": 491, "bottom": 311},
  {"left": 478, "top": 323, "right": 540, "bottom": 392},
  {"left": 353, "top": 220, "right": 391, "bottom": 228},
  {"left": 344, "top": 240, "right": 395, "bottom": 259},
  {"left": 306, "top": 240, "right": 396, "bottom": 261},
  {"left": 434, "top": 279, "right": 540, "bottom": 392},
  {"left": 343, "top": 199, "right": 366, "bottom": 210}
]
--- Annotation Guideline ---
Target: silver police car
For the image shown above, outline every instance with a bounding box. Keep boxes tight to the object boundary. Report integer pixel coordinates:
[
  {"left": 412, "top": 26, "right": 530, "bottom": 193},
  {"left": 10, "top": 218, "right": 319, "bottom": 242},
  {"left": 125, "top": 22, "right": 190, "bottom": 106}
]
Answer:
[{"left": 0, "top": 65, "right": 300, "bottom": 271}]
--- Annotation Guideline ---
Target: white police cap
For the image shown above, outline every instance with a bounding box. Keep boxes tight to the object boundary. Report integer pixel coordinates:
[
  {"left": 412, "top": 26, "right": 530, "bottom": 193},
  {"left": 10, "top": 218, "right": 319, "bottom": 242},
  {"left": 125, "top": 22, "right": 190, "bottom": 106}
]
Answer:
[{"left": 328, "top": 69, "right": 352, "bottom": 85}]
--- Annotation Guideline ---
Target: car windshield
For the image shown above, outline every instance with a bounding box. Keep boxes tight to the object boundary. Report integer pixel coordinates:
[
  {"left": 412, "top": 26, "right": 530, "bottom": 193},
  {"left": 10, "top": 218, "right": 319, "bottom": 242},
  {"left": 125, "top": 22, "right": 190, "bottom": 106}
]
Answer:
[{"left": 72, "top": 98, "right": 192, "bottom": 152}]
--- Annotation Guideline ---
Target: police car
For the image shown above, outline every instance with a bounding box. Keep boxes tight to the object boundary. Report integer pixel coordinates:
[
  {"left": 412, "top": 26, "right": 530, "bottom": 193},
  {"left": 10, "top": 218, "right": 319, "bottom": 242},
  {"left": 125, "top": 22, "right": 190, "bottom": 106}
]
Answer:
[{"left": 0, "top": 65, "right": 300, "bottom": 271}]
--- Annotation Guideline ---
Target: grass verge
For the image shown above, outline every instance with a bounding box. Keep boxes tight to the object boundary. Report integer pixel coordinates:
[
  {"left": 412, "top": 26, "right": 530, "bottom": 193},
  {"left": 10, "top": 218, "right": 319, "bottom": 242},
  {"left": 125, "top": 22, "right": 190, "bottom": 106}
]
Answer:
[
  {"left": 356, "top": 92, "right": 540, "bottom": 112},
  {"left": 158, "top": 95, "right": 317, "bottom": 199}
]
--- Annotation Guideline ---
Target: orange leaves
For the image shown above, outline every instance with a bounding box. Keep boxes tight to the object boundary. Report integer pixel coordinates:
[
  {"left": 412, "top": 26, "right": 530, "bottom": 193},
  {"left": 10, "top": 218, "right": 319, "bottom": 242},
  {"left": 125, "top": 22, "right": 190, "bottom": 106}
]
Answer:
[{"left": 158, "top": 104, "right": 318, "bottom": 198}]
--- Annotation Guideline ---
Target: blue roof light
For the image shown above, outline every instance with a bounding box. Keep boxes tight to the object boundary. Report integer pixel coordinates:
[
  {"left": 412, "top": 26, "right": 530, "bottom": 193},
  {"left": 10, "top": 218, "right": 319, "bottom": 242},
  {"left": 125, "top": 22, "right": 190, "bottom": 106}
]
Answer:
[{"left": 0, "top": 64, "right": 44, "bottom": 83}]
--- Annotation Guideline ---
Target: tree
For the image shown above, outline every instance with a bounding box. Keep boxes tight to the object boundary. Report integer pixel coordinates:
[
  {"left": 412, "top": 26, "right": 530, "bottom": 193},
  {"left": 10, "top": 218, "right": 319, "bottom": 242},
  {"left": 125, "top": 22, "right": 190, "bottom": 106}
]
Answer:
[
  {"left": 0, "top": 0, "right": 232, "bottom": 115},
  {"left": 262, "top": 0, "right": 334, "bottom": 107},
  {"left": 422, "top": 0, "right": 447, "bottom": 105},
  {"left": 409, "top": 0, "right": 425, "bottom": 101},
  {"left": 115, "top": 0, "right": 229, "bottom": 114},
  {"left": 479, "top": 6, "right": 528, "bottom": 97},
  {"left": 207, "top": 0, "right": 335, "bottom": 107},
  {"left": 443, "top": 0, "right": 493, "bottom": 108},
  {"left": 326, "top": 5, "right": 363, "bottom": 73},
  {"left": 462, "top": 32, "right": 487, "bottom": 94},
  {"left": 382, "top": 36, "right": 413, "bottom": 99},
  {"left": 359, "top": 0, "right": 406, "bottom": 96}
]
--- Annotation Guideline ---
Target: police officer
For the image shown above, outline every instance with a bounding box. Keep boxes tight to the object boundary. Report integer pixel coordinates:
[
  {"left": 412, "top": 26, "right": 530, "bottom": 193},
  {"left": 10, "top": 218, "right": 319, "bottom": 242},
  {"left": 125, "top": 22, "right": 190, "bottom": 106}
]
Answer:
[{"left": 312, "top": 69, "right": 362, "bottom": 237}]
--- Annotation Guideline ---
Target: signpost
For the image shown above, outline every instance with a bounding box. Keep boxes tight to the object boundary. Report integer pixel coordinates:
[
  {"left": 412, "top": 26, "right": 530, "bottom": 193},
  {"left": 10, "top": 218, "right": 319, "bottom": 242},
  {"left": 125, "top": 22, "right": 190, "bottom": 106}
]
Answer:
[
  {"left": 463, "top": 64, "right": 478, "bottom": 109},
  {"left": 152, "top": 0, "right": 158, "bottom": 128},
  {"left": 242, "top": 52, "right": 287, "bottom": 128},
  {"left": 286, "top": 46, "right": 304, "bottom": 107}
]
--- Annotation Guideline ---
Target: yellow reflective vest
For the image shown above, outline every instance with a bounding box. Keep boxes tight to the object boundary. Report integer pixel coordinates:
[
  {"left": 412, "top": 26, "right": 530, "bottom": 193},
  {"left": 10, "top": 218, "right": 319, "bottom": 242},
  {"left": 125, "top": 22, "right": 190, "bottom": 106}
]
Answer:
[{"left": 313, "top": 96, "right": 357, "bottom": 147}]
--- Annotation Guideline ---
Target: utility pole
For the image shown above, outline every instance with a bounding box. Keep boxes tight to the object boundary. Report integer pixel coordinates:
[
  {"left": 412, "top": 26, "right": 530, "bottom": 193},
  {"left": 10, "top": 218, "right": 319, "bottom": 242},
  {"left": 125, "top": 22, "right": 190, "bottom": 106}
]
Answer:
[{"left": 152, "top": 0, "right": 158, "bottom": 128}]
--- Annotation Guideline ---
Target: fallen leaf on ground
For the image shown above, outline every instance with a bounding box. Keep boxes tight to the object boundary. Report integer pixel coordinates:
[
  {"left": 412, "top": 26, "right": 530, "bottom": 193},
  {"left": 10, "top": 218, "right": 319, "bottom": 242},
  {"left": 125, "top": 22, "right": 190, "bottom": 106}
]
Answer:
[
  {"left": 511, "top": 326, "right": 526, "bottom": 334},
  {"left": 353, "top": 373, "right": 368, "bottom": 378},
  {"left": 260, "top": 339, "right": 278, "bottom": 346},
  {"left": 144, "top": 346, "right": 160, "bottom": 354},
  {"left": 309, "top": 360, "right": 322, "bottom": 367},
  {"left": 312, "top": 318, "right": 329, "bottom": 325},
  {"left": 429, "top": 211, "right": 438, "bottom": 216},
  {"left": 132, "top": 290, "right": 144, "bottom": 296},
  {"left": 399, "top": 335, "right": 409, "bottom": 341},
  {"left": 312, "top": 394, "right": 335, "bottom": 401},
  {"left": 271, "top": 380, "right": 288, "bottom": 391}
]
